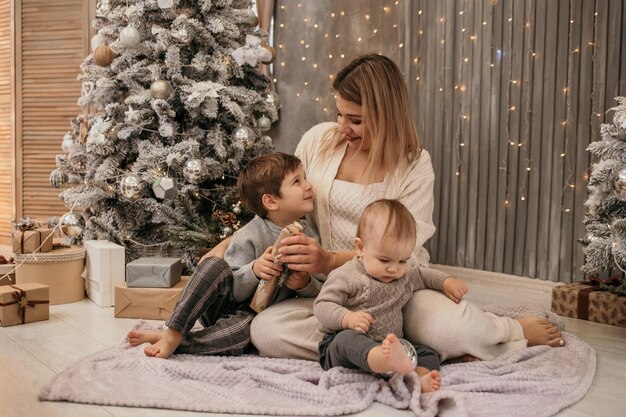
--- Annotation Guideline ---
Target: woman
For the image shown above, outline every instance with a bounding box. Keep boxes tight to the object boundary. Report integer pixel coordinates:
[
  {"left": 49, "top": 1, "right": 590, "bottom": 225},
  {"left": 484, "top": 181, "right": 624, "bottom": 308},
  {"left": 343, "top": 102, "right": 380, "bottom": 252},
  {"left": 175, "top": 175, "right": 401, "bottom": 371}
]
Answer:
[{"left": 248, "top": 54, "right": 564, "bottom": 362}]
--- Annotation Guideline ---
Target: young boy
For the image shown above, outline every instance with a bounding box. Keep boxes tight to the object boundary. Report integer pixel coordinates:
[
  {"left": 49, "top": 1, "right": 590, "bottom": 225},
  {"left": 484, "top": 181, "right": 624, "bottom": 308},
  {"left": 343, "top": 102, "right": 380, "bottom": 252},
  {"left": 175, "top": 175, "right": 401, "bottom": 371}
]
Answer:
[
  {"left": 128, "top": 152, "right": 323, "bottom": 358},
  {"left": 314, "top": 199, "right": 468, "bottom": 392}
]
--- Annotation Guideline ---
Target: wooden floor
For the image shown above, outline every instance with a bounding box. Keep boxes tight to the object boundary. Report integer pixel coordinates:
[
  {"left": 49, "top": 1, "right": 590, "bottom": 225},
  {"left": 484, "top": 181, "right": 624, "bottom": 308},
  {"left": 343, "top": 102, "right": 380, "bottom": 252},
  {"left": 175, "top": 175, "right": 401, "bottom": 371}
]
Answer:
[{"left": 1, "top": 262, "right": 625, "bottom": 417}]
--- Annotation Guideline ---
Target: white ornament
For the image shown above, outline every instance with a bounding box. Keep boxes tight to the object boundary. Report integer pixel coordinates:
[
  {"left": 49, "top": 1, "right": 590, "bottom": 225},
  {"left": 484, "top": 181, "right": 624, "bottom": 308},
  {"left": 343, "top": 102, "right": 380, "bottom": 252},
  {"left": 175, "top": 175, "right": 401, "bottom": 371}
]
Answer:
[
  {"left": 61, "top": 131, "right": 75, "bottom": 152},
  {"left": 183, "top": 159, "right": 208, "bottom": 184},
  {"left": 152, "top": 177, "right": 178, "bottom": 200},
  {"left": 150, "top": 79, "right": 172, "bottom": 99},
  {"left": 119, "top": 173, "right": 143, "bottom": 200},
  {"left": 231, "top": 35, "right": 272, "bottom": 67},
  {"left": 120, "top": 26, "right": 141, "bottom": 48},
  {"left": 59, "top": 212, "right": 86, "bottom": 237},
  {"left": 257, "top": 115, "right": 271, "bottom": 132},
  {"left": 91, "top": 34, "right": 106, "bottom": 51},
  {"left": 157, "top": 0, "right": 174, "bottom": 8}
]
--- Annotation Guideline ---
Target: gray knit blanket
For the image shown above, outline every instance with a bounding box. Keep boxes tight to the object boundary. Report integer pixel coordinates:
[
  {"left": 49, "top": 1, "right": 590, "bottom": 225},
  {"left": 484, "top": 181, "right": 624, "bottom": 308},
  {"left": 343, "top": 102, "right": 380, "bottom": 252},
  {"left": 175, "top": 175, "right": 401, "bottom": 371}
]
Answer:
[{"left": 39, "top": 306, "right": 595, "bottom": 417}]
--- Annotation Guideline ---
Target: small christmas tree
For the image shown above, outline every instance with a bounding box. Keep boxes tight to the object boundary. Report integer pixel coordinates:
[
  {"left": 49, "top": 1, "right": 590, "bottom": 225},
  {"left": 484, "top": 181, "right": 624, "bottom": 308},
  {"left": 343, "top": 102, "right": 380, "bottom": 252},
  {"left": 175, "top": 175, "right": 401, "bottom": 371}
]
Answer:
[
  {"left": 580, "top": 96, "right": 626, "bottom": 295},
  {"left": 50, "top": 0, "right": 279, "bottom": 263}
]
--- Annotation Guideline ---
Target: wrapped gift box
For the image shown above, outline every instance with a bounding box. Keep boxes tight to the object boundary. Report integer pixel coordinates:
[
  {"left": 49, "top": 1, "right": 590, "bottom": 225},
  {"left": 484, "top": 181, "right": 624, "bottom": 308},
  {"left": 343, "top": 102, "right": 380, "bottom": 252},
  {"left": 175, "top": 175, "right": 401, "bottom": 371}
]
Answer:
[
  {"left": 12, "top": 228, "right": 54, "bottom": 254},
  {"left": 0, "top": 264, "right": 16, "bottom": 286},
  {"left": 126, "top": 257, "right": 182, "bottom": 288},
  {"left": 0, "top": 283, "right": 49, "bottom": 327},
  {"left": 114, "top": 277, "right": 189, "bottom": 320},
  {"left": 551, "top": 281, "right": 626, "bottom": 327},
  {"left": 83, "top": 240, "right": 125, "bottom": 307},
  {"left": 15, "top": 246, "right": 85, "bottom": 305}
]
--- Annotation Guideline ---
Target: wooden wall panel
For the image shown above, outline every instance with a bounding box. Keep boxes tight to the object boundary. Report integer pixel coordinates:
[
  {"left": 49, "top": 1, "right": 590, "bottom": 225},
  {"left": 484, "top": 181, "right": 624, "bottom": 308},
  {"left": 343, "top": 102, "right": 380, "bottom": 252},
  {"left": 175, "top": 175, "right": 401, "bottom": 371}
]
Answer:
[
  {"left": 0, "top": 0, "right": 12, "bottom": 243},
  {"left": 18, "top": 0, "right": 89, "bottom": 220}
]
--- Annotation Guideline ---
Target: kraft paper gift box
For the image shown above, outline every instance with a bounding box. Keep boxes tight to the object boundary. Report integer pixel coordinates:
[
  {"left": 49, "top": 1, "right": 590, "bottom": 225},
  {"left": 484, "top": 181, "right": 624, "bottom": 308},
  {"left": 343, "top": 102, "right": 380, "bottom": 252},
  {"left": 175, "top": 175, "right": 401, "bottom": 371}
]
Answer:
[
  {"left": 12, "top": 228, "right": 54, "bottom": 254},
  {"left": 0, "top": 264, "right": 16, "bottom": 286},
  {"left": 551, "top": 281, "right": 626, "bottom": 327},
  {"left": 114, "top": 277, "right": 189, "bottom": 320},
  {"left": 83, "top": 240, "right": 125, "bottom": 307},
  {"left": 15, "top": 246, "right": 86, "bottom": 305},
  {"left": 0, "top": 283, "right": 49, "bottom": 327},
  {"left": 126, "top": 257, "right": 182, "bottom": 288}
]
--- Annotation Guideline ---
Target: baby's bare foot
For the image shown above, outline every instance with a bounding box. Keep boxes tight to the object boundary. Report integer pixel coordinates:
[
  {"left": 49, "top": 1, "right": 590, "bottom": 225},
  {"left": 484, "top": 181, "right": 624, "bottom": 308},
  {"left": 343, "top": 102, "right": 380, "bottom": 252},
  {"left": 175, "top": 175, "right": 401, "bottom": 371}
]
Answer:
[
  {"left": 128, "top": 330, "right": 164, "bottom": 347},
  {"left": 419, "top": 370, "right": 441, "bottom": 393},
  {"left": 143, "top": 329, "right": 183, "bottom": 359},
  {"left": 381, "top": 334, "right": 415, "bottom": 374},
  {"left": 517, "top": 317, "right": 564, "bottom": 347}
]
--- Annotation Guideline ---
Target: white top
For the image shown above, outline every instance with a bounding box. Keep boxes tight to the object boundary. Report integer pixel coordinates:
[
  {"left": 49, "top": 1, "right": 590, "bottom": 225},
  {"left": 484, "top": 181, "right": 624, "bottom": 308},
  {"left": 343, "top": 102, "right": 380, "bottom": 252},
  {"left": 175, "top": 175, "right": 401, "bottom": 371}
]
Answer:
[{"left": 328, "top": 179, "right": 385, "bottom": 251}]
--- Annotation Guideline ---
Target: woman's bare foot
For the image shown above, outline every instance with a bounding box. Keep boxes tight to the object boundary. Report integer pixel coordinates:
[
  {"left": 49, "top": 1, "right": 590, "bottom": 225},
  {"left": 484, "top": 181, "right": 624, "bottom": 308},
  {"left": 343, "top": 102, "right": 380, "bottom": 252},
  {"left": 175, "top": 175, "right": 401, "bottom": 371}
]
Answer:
[
  {"left": 381, "top": 334, "right": 415, "bottom": 374},
  {"left": 516, "top": 317, "right": 565, "bottom": 347},
  {"left": 128, "top": 330, "right": 164, "bottom": 347},
  {"left": 418, "top": 369, "right": 441, "bottom": 393},
  {"left": 143, "top": 328, "right": 184, "bottom": 359}
]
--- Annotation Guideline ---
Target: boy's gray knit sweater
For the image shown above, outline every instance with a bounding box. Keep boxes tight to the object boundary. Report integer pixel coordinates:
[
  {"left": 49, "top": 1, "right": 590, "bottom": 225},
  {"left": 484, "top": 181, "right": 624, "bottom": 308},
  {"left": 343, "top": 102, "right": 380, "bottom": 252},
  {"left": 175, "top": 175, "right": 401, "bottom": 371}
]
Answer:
[
  {"left": 225, "top": 216, "right": 323, "bottom": 304},
  {"left": 314, "top": 258, "right": 449, "bottom": 340}
]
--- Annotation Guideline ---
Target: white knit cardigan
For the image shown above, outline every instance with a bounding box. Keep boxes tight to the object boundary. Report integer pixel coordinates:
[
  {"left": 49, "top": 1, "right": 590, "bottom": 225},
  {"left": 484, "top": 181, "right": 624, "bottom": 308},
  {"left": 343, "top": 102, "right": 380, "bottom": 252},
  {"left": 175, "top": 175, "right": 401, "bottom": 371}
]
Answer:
[{"left": 295, "top": 122, "right": 436, "bottom": 266}]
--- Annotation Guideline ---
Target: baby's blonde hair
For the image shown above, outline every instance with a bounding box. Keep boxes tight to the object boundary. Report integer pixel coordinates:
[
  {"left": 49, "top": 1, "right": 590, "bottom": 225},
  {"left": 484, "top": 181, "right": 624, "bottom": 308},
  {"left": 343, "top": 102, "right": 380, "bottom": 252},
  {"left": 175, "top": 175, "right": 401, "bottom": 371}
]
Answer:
[{"left": 356, "top": 199, "right": 417, "bottom": 246}]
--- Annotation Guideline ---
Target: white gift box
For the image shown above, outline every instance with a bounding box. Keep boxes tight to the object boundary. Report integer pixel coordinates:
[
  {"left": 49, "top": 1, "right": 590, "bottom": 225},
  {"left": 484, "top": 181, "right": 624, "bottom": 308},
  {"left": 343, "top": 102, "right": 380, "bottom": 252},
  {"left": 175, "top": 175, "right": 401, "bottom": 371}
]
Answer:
[{"left": 83, "top": 240, "right": 125, "bottom": 307}]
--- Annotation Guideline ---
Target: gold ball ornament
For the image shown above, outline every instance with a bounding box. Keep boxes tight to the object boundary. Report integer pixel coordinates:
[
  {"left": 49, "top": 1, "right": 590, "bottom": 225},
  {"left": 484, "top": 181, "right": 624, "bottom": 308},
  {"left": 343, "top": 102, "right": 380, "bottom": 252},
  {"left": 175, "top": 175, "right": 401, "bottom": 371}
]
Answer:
[
  {"left": 93, "top": 45, "right": 115, "bottom": 67},
  {"left": 150, "top": 80, "right": 172, "bottom": 99},
  {"left": 260, "top": 45, "right": 276, "bottom": 64},
  {"left": 49, "top": 168, "right": 68, "bottom": 189}
]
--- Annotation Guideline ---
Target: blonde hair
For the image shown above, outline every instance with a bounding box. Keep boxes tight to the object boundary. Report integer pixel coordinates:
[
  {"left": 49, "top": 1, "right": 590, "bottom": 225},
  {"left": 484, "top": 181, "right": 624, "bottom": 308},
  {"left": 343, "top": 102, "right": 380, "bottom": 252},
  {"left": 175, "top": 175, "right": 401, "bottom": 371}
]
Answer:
[
  {"left": 322, "top": 54, "right": 422, "bottom": 184},
  {"left": 356, "top": 199, "right": 417, "bottom": 246}
]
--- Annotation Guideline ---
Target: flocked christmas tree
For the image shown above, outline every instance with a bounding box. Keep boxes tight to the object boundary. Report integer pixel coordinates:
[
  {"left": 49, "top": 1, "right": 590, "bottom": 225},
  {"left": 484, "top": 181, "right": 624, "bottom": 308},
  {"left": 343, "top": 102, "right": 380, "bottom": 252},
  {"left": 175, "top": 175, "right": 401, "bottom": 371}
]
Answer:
[
  {"left": 580, "top": 97, "right": 626, "bottom": 296},
  {"left": 49, "top": 0, "right": 280, "bottom": 264}
]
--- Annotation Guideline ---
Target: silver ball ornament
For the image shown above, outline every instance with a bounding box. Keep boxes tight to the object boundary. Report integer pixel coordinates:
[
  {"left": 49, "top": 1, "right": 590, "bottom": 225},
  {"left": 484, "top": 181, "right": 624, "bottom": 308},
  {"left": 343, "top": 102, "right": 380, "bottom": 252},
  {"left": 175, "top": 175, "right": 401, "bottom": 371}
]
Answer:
[
  {"left": 152, "top": 176, "right": 178, "bottom": 200},
  {"left": 613, "top": 166, "right": 626, "bottom": 201},
  {"left": 257, "top": 115, "right": 271, "bottom": 132},
  {"left": 232, "top": 205, "right": 242, "bottom": 215},
  {"left": 61, "top": 131, "right": 75, "bottom": 152},
  {"left": 119, "top": 173, "right": 144, "bottom": 200},
  {"left": 398, "top": 338, "right": 419, "bottom": 368},
  {"left": 49, "top": 168, "right": 68, "bottom": 189},
  {"left": 222, "top": 226, "right": 233, "bottom": 236},
  {"left": 150, "top": 79, "right": 172, "bottom": 99},
  {"left": 264, "top": 91, "right": 281, "bottom": 110},
  {"left": 183, "top": 159, "right": 208, "bottom": 184},
  {"left": 120, "top": 26, "right": 141, "bottom": 48},
  {"left": 233, "top": 125, "right": 255, "bottom": 149},
  {"left": 59, "top": 212, "right": 86, "bottom": 238}
]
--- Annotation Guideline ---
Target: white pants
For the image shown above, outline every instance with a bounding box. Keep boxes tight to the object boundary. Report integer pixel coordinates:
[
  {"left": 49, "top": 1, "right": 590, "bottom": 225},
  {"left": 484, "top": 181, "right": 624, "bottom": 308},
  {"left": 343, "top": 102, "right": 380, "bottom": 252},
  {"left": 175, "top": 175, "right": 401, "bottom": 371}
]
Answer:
[{"left": 250, "top": 290, "right": 527, "bottom": 361}]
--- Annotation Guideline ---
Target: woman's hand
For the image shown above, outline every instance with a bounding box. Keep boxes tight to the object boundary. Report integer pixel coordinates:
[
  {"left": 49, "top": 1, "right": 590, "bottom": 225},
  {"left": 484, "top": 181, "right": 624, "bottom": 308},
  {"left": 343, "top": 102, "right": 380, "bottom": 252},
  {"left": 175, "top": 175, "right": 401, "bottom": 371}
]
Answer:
[
  {"left": 278, "top": 233, "right": 334, "bottom": 275},
  {"left": 252, "top": 246, "right": 283, "bottom": 281},
  {"left": 342, "top": 311, "right": 374, "bottom": 333},
  {"left": 442, "top": 276, "right": 469, "bottom": 304}
]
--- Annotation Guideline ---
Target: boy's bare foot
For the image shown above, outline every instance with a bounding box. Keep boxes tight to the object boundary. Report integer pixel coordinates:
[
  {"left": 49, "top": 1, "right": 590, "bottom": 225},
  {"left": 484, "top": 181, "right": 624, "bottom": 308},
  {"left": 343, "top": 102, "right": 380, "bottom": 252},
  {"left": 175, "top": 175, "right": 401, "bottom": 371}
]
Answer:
[
  {"left": 419, "top": 369, "right": 441, "bottom": 393},
  {"left": 127, "top": 330, "right": 164, "bottom": 347},
  {"left": 516, "top": 317, "right": 565, "bottom": 347},
  {"left": 381, "top": 334, "right": 415, "bottom": 374},
  {"left": 143, "top": 328, "right": 184, "bottom": 359}
]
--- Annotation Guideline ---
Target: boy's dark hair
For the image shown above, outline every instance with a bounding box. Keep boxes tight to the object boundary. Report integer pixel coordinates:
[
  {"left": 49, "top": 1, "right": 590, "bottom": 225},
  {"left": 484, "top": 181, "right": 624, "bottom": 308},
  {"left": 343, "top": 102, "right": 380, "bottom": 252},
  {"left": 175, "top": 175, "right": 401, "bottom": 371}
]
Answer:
[{"left": 237, "top": 152, "right": 303, "bottom": 218}]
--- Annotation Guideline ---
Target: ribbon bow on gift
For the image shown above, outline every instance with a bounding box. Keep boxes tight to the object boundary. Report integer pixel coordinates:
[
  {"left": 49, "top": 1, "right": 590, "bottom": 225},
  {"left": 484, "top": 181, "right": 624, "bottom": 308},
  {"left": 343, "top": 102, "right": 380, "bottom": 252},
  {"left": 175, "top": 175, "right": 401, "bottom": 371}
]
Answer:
[
  {"left": 0, "top": 286, "right": 49, "bottom": 324},
  {"left": 15, "top": 217, "right": 36, "bottom": 255}
]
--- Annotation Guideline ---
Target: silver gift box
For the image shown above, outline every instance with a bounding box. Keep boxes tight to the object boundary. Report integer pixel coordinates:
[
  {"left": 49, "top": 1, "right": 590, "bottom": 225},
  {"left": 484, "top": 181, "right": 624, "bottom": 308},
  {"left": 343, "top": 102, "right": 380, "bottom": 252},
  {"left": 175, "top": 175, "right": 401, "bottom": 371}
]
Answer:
[{"left": 126, "top": 257, "right": 182, "bottom": 288}]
